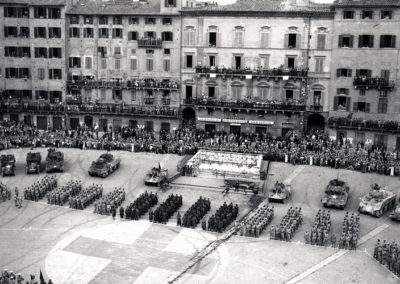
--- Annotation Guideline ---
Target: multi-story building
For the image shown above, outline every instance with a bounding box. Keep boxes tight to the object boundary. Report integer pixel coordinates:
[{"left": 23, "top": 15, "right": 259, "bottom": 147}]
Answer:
[
  {"left": 327, "top": 0, "right": 400, "bottom": 150},
  {"left": 180, "top": 0, "right": 333, "bottom": 137}
]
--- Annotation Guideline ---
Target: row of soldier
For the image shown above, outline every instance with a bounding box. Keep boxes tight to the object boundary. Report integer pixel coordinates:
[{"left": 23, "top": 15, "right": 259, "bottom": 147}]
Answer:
[
  {"left": 151, "top": 194, "right": 182, "bottom": 224},
  {"left": 239, "top": 205, "right": 274, "bottom": 238},
  {"left": 126, "top": 191, "right": 158, "bottom": 220},
  {"left": 374, "top": 240, "right": 400, "bottom": 276},
  {"left": 270, "top": 207, "right": 302, "bottom": 241},
  {"left": 69, "top": 184, "right": 103, "bottom": 210},
  {"left": 338, "top": 212, "right": 360, "bottom": 250},
  {"left": 48, "top": 180, "right": 82, "bottom": 206},
  {"left": 94, "top": 187, "right": 125, "bottom": 215},
  {"left": 305, "top": 209, "right": 332, "bottom": 246},
  {"left": 0, "top": 183, "right": 11, "bottom": 202},
  {"left": 24, "top": 176, "right": 57, "bottom": 201},
  {"left": 177, "top": 196, "right": 211, "bottom": 228},
  {"left": 206, "top": 202, "right": 239, "bottom": 233}
]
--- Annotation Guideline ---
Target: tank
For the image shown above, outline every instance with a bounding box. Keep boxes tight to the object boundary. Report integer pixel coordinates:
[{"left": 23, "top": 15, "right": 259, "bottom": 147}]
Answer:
[
  {"left": 1, "top": 154, "right": 16, "bottom": 176},
  {"left": 321, "top": 179, "right": 350, "bottom": 209},
  {"left": 88, "top": 153, "right": 121, "bottom": 178},
  {"left": 389, "top": 202, "right": 400, "bottom": 221},
  {"left": 268, "top": 181, "right": 291, "bottom": 203},
  {"left": 359, "top": 184, "right": 397, "bottom": 217},
  {"left": 46, "top": 148, "right": 64, "bottom": 173},
  {"left": 26, "top": 152, "right": 41, "bottom": 174},
  {"left": 145, "top": 166, "right": 168, "bottom": 186}
]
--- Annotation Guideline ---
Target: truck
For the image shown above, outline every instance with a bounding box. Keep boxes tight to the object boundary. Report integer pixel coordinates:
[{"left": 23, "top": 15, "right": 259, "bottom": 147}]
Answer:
[
  {"left": 321, "top": 179, "right": 350, "bottom": 209},
  {"left": 45, "top": 148, "right": 64, "bottom": 173},
  {"left": 88, "top": 153, "right": 121, "bottom": 178},
  {"left": 1, "top": 154, "right": 16, "bottom": 176},
  {"left": 269, "top": 181, "right": 291, "bottom": 203},
  {"left": 359, "top": 184, "right": 396, "bottom": 217},
  {"left": 145, "top": 165, "right": 168, "bottom": 186},
  {"left": 224, "top": 177, "right": 261, "bottom": 194},
  {"left": 26, "top": 152, "right": 41, "bottom": 174}
]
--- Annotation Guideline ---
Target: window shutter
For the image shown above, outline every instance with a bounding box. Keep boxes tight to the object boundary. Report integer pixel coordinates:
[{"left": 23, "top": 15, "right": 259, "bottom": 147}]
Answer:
[
  {"left": 217, "top": 32, "right": 221, "bottom": 47},
  {"left": 231, "top": 56, "right": 235, "bottom": 69},
  {"left": 296, "top": 34, "right": 301, "bottom": 48},
  {"left": 358, "top": 35, "right": 363, "bottom": 48},
  {"left": 369, "top": 35, "right": 374, "bottom": 47},
  {"left": 381, "top": 69, "right": 390, "bottom": 80},
  {"left": 365, "top": 103, "right": 370, "bottom": 112},
  {"left": 380, "top": 36, "right": 384, "bottom": 48},
  {"left": 128, "top": 32, "right": 132, "bottom": 40},
  {"left": 348, "top": 69, "right": 352, "bottom": 77},
  {"left": 392, "top": 35, "right": 396, "bottom": 48},
  {"left": 333, "top": 97, "right": 339, "bottom": 110},
  {"left": 131, "top": 59, "right": 137, "bottom": 70},
  {"left": 284, "top": 34, "right": 289, "bottom": 48},
  {"left": 206, "top": 32, "right": 210, "bottom": 46},
  {"left": 317, "top": 34, "right": 326, "bottom": 49},
  {"left": 336, "top": 69, "right": 341, "bottom": 77},
  {"left": 353, "top": 102, "right": 358, "bottom": 111},
  {"left": 355, "top": 69, "right": 360, "bottom": 77},
  {"left": 256, "top": 57, "right": 261, "bottom": 68},
  {"left": 349, "top": 36, "right": 354, "bottom": 47},
  {"left": 284, "top": 56, "right": 289, "bottom": 68},
  {"left": 49, "top": 48, "right": 53, "bottom": 58},
  {"left": 184, "top": 55, "right": 187, "bottom": 68},
  {"left": 346, "top": 97, "right": 351, "bottom": 111},
  {"left": 338, "top": 35, "right": 343, "bottom": 47}
]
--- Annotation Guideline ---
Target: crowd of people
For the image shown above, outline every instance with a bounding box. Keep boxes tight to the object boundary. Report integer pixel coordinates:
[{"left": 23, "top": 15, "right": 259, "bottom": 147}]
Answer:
[
  {"left": 239, "top": 204, "right": 274, "bottom": 238},
  {"left": 270, "top": 207, "right": 302, "bottom": 241},
  {"left": 69, "top": 184, "right": 103, "bottom": 210},
  {"left": 23, "top": 176, "right": 57, "bottom": 202},
  {"left": 94, "top": 187, "right": 125, "bottom": 216},
  {"left": 177, "top": 196, "right": 211, "bottom": 229},
  {"left": 48, "top": 180, "right": 81, "bottom": 206},
  {"left": 151, "top": 194, "right": 182, "bottom": 224},
  {"left": 305, "top": 209, "right": 332, "bottom": 246},
  {"left": 125, "top": 191, "right": 158, "bottom": 220},
  {"left": 0, "top": 269, "right": 52, "bottom": 284},
  {"left": 0, "top": 183, "right": 11, "bottom": 202},
  {"left": 206, "top": 202, "right": 239, "bottom": 233},
  {"left": 338, "top": 212, "right": 360, "bottom": 250},
  {"left": 374, "top": 240, "right": 400, "bottom": 276}
]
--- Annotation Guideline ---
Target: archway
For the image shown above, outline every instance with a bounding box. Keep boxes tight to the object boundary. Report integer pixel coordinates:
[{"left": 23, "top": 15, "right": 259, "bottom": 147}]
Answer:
[
  {"left": 307, "top": 113, "right": 325, "bottom": 133},
  {"left": 182, "top": 107, "right": 196, "bottom": 129}
]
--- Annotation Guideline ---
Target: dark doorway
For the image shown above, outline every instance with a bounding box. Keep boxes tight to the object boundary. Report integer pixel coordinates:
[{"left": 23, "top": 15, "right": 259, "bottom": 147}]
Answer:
[
  {"left": 307, "top": 113, "right": 325, "bottom": 133},
  {"left": 10, "top": 113, "right": 19, "bottom": 122},
  {"left": 53, "top": 117, "right": 62, "bottom": 130},
  {"left": 70, "top": 118, "right": 80, "bottom": 130},
  {"left": 185, "top": 85, "right": 193, "bottom": 100},
  {"left": 282, "top": 128, "right": 293, "bottom": 139},
  {"left": 37, "top": 116, "right": 47, "bottom": 130},
  {"left": 230, "top": 125, "right": 241, "bottom": 135},
  {"left": 255, "top": 127, "right": 267, "bottom": 134},
  {"left": 129, "top": 120, "right": 137, "bottom": 129},
  {"left": 24, "top": 115, "right": 32, "bottom": 126},
  {"left": 205, "top": 124, "right": 216, "bottom": 135},
  {"left": 161, "top": 122, "right": 170, "bottom": 133},
  {"left": 113, "top": 119, "right": 122, "bottom": 133},
  {"left": 337, "top": 131, "right": 347, "bottom": 145},
  {"left": 99, "top": 119, "right": 108, "bottom": 132},
  {"left": 182, "top": 107, "right": 195, "bottom": 128},
  {"left": 84, "top": 116, "right": 93, "bottom": 128}
]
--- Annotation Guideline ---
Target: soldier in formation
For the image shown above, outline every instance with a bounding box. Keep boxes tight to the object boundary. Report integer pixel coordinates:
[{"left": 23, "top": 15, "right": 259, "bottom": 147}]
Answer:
[
  {"left": 94, "top": 187, "right": 125, "bottom": 215},
  {"left": 239, "top": 205, "right": 274, "bottom": 238},
  {"left": 271, "top": 207, "right": 302, "bottom": 241},
  {"left": 152, "top": 194, "right": 183, "bottom": 224},
  {"left": 180, "top": 196, "right": 211, "bottom": 228},
  {"left": 125, "top": 191, "right": 158, "bottom": 220},
  {"left": 0, "top": 183, "right": 11, "bottom": 203},
  {"left": 374, "top": 239, "right": 400, "bottom": 276},
  {"left": 69, "top": 184, "right": 103, "bottom": 210},
  {"left": 47, "top": 180, "right": 82, "bottom": 206},
  {"left": 24, "top": 176, "right": 57, "bottom": 201},
  {"left": 207, "top": 202, "right": 239, "bottom": 233},
  {"left": 338, "top": 212, "right": 360, "bottom": 250},
  {"left": 306, "top": 209, "right": 332, "bottom": 246}
]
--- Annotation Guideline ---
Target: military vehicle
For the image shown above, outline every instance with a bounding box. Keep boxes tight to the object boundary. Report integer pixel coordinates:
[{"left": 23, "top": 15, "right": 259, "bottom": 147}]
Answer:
[
  {"left": 45, "top": 148, "right": 64, "bottom": 173},
  {"left": 88, "top": 153, "right": 121, "bottom": 178},
  {"left": 321, "top": 179, "right": 350, "bottom": 209},
  {"left": 389, "top": 200, "right": 400, "bottom": 221},
  {"left": 1, "top": 154, "right": 16, "bottom": 176},
  {"left": 26, "top": 152, "right": 41, "bottom": 174},
  {"left": 359, "top": 184, "right": 396, "bottom": 217},
  {"left": 145, "top": 165, "right": 168, "bottom": 186},
  {"left": 268, "top": 181, "right": 291, "bottom": 203},
  {"left": 224, "top": 177, "right": 261, "bottom": 194}
]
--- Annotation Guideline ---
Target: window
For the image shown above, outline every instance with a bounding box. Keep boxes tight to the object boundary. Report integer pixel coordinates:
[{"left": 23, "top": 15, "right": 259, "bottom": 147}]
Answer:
[
  {"left": 146, "top": 58, "right": 154, "bottom": 71},
  {"left": 353, "top": 102, "right": 370, "bottom": 112},
  {"left": 35, "top": 90, "right": 48, "bottom": 100},
  {"left": 38, "top": 68, "right": 45, "bottom": 80},
  {"left": 70, "top": 16, "right": 79, "bottom": 24},
  {"left": 343, "top": 10, "right": 354, "bottom": 19},
  {"left": 378, "top": 97, "right": 388, "bottom": 113},
  {"left": 259, "top": 55, "right": 270, "bottom": 68},
  {"left": 35, "top": 47, "right": 47, "bottom": 58},
  {"left": 99, "top": 16, "right": 108, "bottom": 25},
  {"left": 98, "top": 47, "right": 107, "bottom": 57},
  {"left": 315, "top": 57, "right": 325, "bottom": 73},
  {"left": 49, "top": 27, "right": 61, "bottom": 38},
  {"left": 374, "top": 134, "right": 388, "bottom": 149},
  {"left": 145, "top": 121, "right": 154, "bottom": 132},
  {"left": 381, "top": 10, "right": 393, "bottom": 19},
  {"left": 381, "top": 69, "right": 390, "bottom": 80},
  {"left": 49, "top": 48, "right": 62, "bottom": 58},
  {"left": 286, "top": 90, "right": 294, "bottom": 100},
  {"left": 287, "top": 56, "right": 295, "bottom": 69},
  {"left": 163, "top": 18, "right": 172, "bottom": 25},
  {"left": 49, "top": 69, "right": 62, "bottom": 80},
  {"left": 163, "top": 59, "right": 170, "bottom": 72},
  {"left": 234, "top": 27, "right": 244, "bottom": 47},
  {"left": 184, "top": 27, "right": 196, "bottom": 46},
  {"left": 131, "top": 90, "right": 136, "bottom": 101},
  {"left": 165, "top": 0, "right": 176, "bottom": 7},
  {"left": 129, "top": 17, "right": 138, "bottom": 25},
  {"left": 313, "top": 91, "right": 322, "bottom": 106},
  {"left": 209, "top": 55, "right": 216, "bottom": 67},
  {"left": 287, "top": 33, "right": 298, "bottom": 48},
  {"left": 69, "top": 27, "right": 80, "bottom": 38},
  {"left": 112, "top": 28, "right": 123, "bottom": 39},
  {"left": 5, "top": 68, "right": 30, "bottom": 79},
  {"left": 34, "top": 7, "right": 47, "bottom": 19},
  {"left": 115, "top": 59, "right": 120, "bottom": 69},
  {"left": 162, "top": 31, "right": 173, "bottom": 41},
  {"left": 114, "top": 47, "right": 121, "bottom": 57},
  {"left": 234, "top": 55, "right": 242, "bottom": 69},
  {"left": 146, "top": 49, "right": 154, "bottom": 55},
  {"left": 20, "top": 27, "right": 29, "bottom": 38},
  {"left": 4, "top": 26, "right": 18, "bottom": 37},
  {"left": 48, "top": 8, "right": 61, "bottom": 19},
  {"left": 99, "top": 28, "right": 109, "bottom": 38},
  {"left": 209, "top": 31, "right": 217, "bottom": 47},
  {"left": 84, "top": 28, "right": 94, "bottom": 38},
  {"left": 337, "top": 88, "right": 350, "bottom": 95},
  {"left": 185, "top": 85, "right": 193, "bottom": 100},
  {"left": 101, "top": 59, "right": 107, "bottom": 69},
  {"left": 84, "top": 16, "right": 93, "bottom": 24},
  {"left": 145, "top": 18, "right": 156, "bottom": 25},
  {"left": 361, "top": 10, "right": 373, "bottom": 19},
  {"left": 260, "top": 28, "right": 270, "bottom": 48},
  {"left": 113, "top": 16, "right": 122, "bottom": 25},
  {"left": 185, "top": 54, "right": 193, "bottom": 68},
  {"left": 258, "top": 87, "right": 269, "bottom": 101},
  {"left": 338, "top": 35, "right": 354, "bottom": 48},
  {"left": 336, "top": 68, "right": 352, "bottom": 77},
  {"left": 4, "top": 47, "right": 30, "bottom": 58},
  {"left": 380, "top": 35, "right": 396, "bottom": 48},
  {"left": 69, "top": 57, "right": 81, "bottom": 68},
  {"left": 4, "top": 7, "right": 29, "bottom": 18},
  {"left": 128, "top": 31, "right": 138, "bottom": 41},
  {"left": 113, "top": 89, "right": 122, "bottom": 100},
  {"left": 85, "top": 57, "right": 92, "bottom": 69},
  {"left": 231, "top": 86, "right": 242, "bottom": 100},
  {"left": 144, "top": 31, "right": 156, "bottom": 38},
  {"left": 359, "top": 35, "right": 374, "bottom": 48},
  {"left": 359, "top": 89, "right": 366, "bottom": 96},
  {"left": 130, "top": 59, "right": 137, "bottom": 70},
  {"left": 100, "top": 89, "right": 106, "bottom": 100},
  {"left": 164, "top": 48, "right": 170, "bottom": 55},
  {"left": 334, "top": 96, "right": 350, "bottom": 111},
  {"left": 356, "top": 69, "right": 372, "bottom": 77},
  {"left": 317, "top": 34, "right": 326, "bottom": 49},
  {"left": 34, "top": 27, "right": 47, "bottom": 38},
  {"left": 131, "top": 49, "right": 136, "bottom": 55},
  {"left": 208, "top": 86, "right": 215, "bottom": 98}
]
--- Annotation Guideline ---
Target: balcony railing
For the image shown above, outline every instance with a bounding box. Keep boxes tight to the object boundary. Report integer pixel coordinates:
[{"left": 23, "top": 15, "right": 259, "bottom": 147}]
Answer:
[
  {"left": 161, "top": 98, "right": 171, "bottom": 105},
  {"left": 183, "top": 97, "right": 306, "bottom": 111},
  {"left": 137, "top": 38, "right": 162, "bottom": 48},
  {"left": 144, "top": 97, "right": 154, "bottom": 105},
  {"left": 353, "top": 76, "right": 395, "bottom": 91},
  {"left": 309, "top": 105, "right": 323, "bottom": 112},
  {"left": 195, "top": 65, "right": 308, "bottom": 80},
  {"left": 66, "top": 78, "right": 179, "bottom": 91},
  {"left": 327, "top": 117, "right": 400, "bottom": 133}
]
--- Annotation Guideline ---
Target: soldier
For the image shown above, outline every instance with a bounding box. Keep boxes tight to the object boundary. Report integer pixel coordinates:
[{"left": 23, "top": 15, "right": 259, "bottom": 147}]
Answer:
[
  {"left": 119, "top": 206, "right": 124, "bottom": 219},
  {"left": 374, "top": 240, "right": 380, "bottom": 259},
  {"left": 331, "top": 234, "right": 336, "bottom": 248},
  {"left": 16, "top": 273, "right": 24, "bottom": 284},
  {"left": 111, "top": 207, "right": 116, "bottom": 220},
  {"left": 202, "top": 220, "right": 207, "bottom": 231},
  {"left": 177, "top": 211, "right": 182, "bottom": 226},
  {"left": 270, "top": 225, "right": 275, "bottom": 240}
]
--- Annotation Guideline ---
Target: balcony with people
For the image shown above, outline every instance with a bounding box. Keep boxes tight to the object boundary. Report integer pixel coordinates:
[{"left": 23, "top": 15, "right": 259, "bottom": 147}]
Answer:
[
  {"left": 327, "top": 117, "right": 400, "bottom": 133},
  {"left": 353, "top": 76, "right": 395, "bottom": 91},
  {"left": 137, "top": 38, "right": 163, "bottom": 48}
]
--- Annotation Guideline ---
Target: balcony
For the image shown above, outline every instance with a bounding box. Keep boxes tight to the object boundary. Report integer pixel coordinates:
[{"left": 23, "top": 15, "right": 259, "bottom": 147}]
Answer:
[
  {"left": 353, "top": 76, "right": 395, "bottom": 91},
  {"left": 195, "top": 65, "right": 308, "bottom": 81},
  {"left": 183, "top": 98, "right": 306, "bottom": 112},
  {"left": 137, "top": 38, "right": 162, "bottom": 48},
  {"left": 144, "top": 97, "right": 154, "bottom": 105},
  {"left": 66, "top": 78, "right": 179, "bottom": 91},
  {"left": 309, "top": 105, "right": 323, "bottom": 112},
  {"left": 161, "top": 98, "right": 171, "bottom": 105},
  {"left": 327, "top": 117, "right": 400, "bottom": 134}
]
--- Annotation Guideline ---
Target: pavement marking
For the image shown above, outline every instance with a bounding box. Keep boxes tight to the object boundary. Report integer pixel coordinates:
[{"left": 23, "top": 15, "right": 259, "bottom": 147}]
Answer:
[
  {"left": 285, "top": 222, "right": 390, "bottom": 284},
  {"left": 283, "top": 165, "right": 306, "bottom": 185}
]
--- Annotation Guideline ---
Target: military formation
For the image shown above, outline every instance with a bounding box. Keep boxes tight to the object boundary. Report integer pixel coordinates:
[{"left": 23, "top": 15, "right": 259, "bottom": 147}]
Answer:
[
  {"left": 338, "top": 212, "right": 360, "bottom": 250},
  {"left": 0, "top": 183, "right": 11, "bottom": 202},
  {"left": 305, "top": 209, "right": 333, "bottom": 246},
  {"left": 178, "top": 196, "right": 211, "bottom": 228},
  {"left": 239, "top": 205, "right": 274, "bottom": 238},
  {"left": 23, "top": 176, "right": 57, "bottom": 201},
  {"left": 270, "top": 207, "right": 302, "bottom": 241},
  {"left": 206, "top": 202, "right": 239, "bottom": 233},
  {"left": 374, "top": 240, "right": 400, "bottom": 276},
  {"left": 94, "top": 187, "right": 126, "bottom": 215},
  {"left": 48, "top": 180, "right": 82, "bottom": 206},
  {"left": 69, "top": 184, "right": 103, "bottom": 210},
  {"left": 125, "top": 191, "right": 158, "bottom": 220},
  {"left": 151, "top": 194, "right": 182, "bottom": 224}
]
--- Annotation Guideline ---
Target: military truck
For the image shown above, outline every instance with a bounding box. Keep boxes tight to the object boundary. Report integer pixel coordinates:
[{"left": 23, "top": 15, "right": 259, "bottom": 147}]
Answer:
[
  {"left": 145, "top": 165, "right": 168, "bottom": 186},
  {"left": 88, "top": 153, "right": 121, "bottom": 178},
  {"left": 389, "top": 200, "right": 400, "bottom": 221},
  {"left": 268, "top": 181, "right": 291, "bottom": 203},
  {"left": 321, "top": 179, "right": 350, "bottom": 209},
  {"left": 26, "top": 152, "right": 41, "bottom": 174},
  {"left": 224, "top": 177, "right": 261, "bottom": 194},
  {"left": 359, "top": 184, "right": 396, "bottom": 217},
  {"left": 1, "top": 154, "right": 16, "bottom": 176},
  {"left": 46, "top": 148, "right": 64, "bottom": 173}
]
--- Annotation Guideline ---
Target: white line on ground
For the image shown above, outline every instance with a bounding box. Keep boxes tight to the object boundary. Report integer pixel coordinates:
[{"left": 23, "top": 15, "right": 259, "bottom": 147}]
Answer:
[{"left": 283, "top": 165, "right": 306, "bottom": 185}]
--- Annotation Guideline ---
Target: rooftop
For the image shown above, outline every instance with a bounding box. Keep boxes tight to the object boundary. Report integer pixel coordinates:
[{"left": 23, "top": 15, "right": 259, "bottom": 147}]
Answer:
[
  {"left": 0, "top": 0, "right": 66, "bottom": 5},
  {"left": 333, "top": 0, "right": 400, "bottom": 7}
]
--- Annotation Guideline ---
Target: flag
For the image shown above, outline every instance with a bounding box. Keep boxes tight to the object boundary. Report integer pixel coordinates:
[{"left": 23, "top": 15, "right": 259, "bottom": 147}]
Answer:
[{"left": 39, "top": 269, "right": 46, "bottom": 284}]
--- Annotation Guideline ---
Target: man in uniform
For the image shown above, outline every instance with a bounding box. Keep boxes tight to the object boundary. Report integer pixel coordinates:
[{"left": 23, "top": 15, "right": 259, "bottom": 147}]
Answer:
[
  {"left": 119, "top": 206, "right": 124, "bottom": 219},
  {"left": 304, "top": 231, "right": 310, "bottom": 244},
  {"left": 177, "top": 211, "right": 182, "bottom": 226}
]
